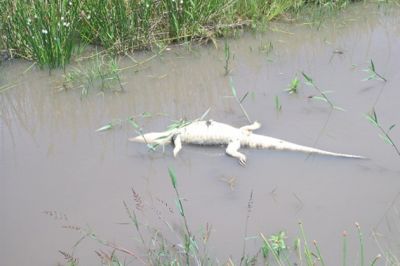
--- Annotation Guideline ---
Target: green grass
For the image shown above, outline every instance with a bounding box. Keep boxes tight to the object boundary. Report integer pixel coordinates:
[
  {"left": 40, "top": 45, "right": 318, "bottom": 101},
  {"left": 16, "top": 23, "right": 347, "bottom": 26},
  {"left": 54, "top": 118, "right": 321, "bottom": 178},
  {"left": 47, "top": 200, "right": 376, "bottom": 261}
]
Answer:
[
  {"left": 0, "top": 0, "right": 79, "bottom": 68},
  {"left": 0, "top": 0, "right": 364, "bottom": 68}
]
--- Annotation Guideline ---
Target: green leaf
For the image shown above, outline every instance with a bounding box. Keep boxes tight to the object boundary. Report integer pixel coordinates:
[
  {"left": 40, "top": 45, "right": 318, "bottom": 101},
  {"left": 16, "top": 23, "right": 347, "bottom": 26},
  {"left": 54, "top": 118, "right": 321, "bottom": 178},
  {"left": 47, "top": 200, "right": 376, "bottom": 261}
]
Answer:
[
  {"left": 301, "top": 72, "right": 313, "bottom": 83},
  {"left": 240, "top": 91, "right": 249, "bottom": 104},
  {"left": 96, "top": 123, "right": 113, "bottom": 132},
  {"left": 370, "top": 59, "right": 375, "bottom": 72},
  {"left": 262, "top": 242, "right": 270, "bottom": 258},
  {"left": 175, "top": 199, "right": 184, "bottom": 216},
  {"left": 365, "top": 115, "right": 378, "bottom": 127},
  {"left": 371, "top": 109, "right": 378, "bottom": 123},
  {"left": 128, "top": 118, "right": 139, "bottom": 129},
  {"left": 311, "top": 96, "right": 328, "bottom": 102},
  {"left": 168, "top": 167, "right": 177, "bottom": 188},
  {"left": 333, "top": 105, "right": 346, "bottom": 112},
  {"left": 379, "top": 133, "right": 394, "bottom": 146}
]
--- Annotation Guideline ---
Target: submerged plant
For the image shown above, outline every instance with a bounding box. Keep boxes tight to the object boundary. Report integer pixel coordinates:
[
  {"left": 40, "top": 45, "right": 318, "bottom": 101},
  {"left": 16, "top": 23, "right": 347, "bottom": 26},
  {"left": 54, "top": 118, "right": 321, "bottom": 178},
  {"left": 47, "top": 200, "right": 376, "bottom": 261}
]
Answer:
[
  {"left": 363, "top": 60, "right": 387, "bottom": 82},
  {"left": 365, "top": 108, "right": 399, "bottom": 157},
  {"left": 63, "top": 54, "right": 124, "bottom": 96},
  {"left": 302, "top": 72, "right": 344, "bottom": 111}
]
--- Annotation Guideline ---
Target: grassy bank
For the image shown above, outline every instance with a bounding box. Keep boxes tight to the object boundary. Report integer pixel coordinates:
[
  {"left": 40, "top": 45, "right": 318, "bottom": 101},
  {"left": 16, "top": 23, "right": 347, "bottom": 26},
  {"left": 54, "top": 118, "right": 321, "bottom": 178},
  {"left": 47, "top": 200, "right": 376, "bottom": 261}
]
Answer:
[{"left": 0, "top": 0, "right": 360, "bottom": 68}]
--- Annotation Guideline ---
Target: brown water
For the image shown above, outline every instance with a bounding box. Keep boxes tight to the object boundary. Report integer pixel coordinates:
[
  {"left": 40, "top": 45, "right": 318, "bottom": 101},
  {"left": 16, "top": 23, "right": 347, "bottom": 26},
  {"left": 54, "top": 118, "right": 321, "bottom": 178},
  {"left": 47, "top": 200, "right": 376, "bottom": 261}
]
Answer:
[{"left": 1, "top": 3, "right": 400, "bottom": 266}]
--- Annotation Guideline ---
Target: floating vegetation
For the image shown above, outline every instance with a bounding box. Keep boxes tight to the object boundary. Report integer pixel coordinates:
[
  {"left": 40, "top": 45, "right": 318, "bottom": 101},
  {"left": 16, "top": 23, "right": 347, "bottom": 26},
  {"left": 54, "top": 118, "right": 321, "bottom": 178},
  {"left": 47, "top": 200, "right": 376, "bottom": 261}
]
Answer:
[
  {"left": 285, "top": 76, "right": 299, "bottom": 94},
  {"left": 302, "top": 72, "right": 344, "bottom": 111},
  {"left": 363, "top": 59, "right": 387, "bottom": 82},
  {"left": 95, "top": 119, "right": 123, "bottom": 132},
  {"left": 365, "top": 108, "right": 399, "bottom": 157}
]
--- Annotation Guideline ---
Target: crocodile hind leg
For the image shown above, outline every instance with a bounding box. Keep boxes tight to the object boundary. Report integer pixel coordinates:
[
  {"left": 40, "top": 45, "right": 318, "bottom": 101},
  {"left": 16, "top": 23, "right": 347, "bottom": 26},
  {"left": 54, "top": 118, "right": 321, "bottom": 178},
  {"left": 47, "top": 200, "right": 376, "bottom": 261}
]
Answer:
[
  {"left": 240, "top": 121, "right": 261, "bottom": 135},
  {"left": 173, "top": 134, "right": 182, "bottom": 157},
  {"left": 226, "top": 139, "right": 247, "bottom": 166}
]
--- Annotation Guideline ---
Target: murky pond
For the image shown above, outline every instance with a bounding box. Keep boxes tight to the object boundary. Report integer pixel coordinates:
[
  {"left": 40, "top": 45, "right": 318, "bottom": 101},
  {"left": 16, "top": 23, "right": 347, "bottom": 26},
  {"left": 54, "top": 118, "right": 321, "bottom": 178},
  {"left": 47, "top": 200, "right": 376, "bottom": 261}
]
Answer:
[{"left": 1, "top": 3, "right": 400, "bottom": 265}]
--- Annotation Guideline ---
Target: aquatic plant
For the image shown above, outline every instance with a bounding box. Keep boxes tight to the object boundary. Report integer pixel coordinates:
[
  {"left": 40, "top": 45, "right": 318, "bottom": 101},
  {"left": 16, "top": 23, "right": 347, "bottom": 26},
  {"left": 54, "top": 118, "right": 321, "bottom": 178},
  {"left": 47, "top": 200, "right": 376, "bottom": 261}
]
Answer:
[
  {"left": 229, "top": 77, "right": 252, "bottom": 123},
  {"left": 285, "top": 76, "right": 299, "bottom": 94},
  {"left": 302, "top": 72, "right": 344, "bottom": 111},
  {"left": 365, "top": 108, "right": 399, "bottom": 157},
  {"left": 63, "top": 54, "right": 124, "bottom": 96},
  {"left": 363, "top": 59, "right": 387, "bottom": 82}
]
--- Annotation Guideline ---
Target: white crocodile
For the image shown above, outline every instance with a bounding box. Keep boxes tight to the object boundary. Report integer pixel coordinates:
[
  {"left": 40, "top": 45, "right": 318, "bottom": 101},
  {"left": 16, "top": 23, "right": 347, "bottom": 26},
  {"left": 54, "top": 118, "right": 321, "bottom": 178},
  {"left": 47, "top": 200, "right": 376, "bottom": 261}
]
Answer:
[{"left": 129, "top": 120, "right": 365, "bottom": 165}]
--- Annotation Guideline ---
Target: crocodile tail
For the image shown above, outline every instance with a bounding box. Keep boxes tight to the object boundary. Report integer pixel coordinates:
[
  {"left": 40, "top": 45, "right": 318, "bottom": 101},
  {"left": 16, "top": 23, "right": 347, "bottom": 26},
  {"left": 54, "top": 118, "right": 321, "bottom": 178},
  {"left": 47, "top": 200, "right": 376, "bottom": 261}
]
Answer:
[{"left": 247, "top": 134, "right": 365, "bottom": 159}]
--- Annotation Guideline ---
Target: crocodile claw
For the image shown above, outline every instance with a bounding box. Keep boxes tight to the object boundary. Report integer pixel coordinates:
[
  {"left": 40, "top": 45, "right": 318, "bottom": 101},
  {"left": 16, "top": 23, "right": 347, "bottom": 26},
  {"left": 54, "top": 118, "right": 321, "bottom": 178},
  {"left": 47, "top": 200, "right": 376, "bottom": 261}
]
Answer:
[{"left": 239, "top": 155, "right": 247, "bottom": 166}]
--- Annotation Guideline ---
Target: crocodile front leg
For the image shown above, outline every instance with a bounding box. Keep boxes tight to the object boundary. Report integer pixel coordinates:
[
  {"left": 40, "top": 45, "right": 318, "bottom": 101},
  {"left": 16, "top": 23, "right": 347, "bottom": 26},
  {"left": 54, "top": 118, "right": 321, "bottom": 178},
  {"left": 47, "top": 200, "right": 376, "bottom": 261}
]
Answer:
[
  {"left": 173, "top": 134, "right": 182, "bottom": 157},
  {"left": 226, "top": 139, "right": 247, "bottom": 166}
]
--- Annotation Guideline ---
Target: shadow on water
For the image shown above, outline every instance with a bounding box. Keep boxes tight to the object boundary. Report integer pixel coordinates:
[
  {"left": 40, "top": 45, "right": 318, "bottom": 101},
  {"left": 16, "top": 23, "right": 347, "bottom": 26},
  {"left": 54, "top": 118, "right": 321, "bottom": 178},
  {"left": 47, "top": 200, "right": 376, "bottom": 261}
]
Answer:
[{"left": 1, "top": 3, "right": 400, "bottom": 265}]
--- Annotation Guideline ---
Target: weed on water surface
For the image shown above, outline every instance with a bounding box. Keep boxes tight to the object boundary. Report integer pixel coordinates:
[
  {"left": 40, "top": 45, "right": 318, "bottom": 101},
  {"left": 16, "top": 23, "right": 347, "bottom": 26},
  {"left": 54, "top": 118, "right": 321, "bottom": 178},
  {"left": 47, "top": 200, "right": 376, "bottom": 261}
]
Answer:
[
  {"left": 365, "top": 108, "right": 399, "bottom": 157},
  {"left": 62, "top": 54, "right": 124, "bottom": 96},
  {"left": 363, "top": 59, "right": 387, "bottom": 82},
  {"left": 285, "top": 76, "right": 299, "bottom": 94},
  {"left": 302, "top": 71, "right": 345, "bottom": 111}
]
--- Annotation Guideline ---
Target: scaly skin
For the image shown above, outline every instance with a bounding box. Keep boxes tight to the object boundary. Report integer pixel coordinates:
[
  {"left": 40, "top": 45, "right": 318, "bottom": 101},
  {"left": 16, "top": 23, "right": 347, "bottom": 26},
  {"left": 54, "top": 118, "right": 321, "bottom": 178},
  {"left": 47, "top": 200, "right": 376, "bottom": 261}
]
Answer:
[{"left": 129, "top": 120, "right": 365, "bottom": 165}]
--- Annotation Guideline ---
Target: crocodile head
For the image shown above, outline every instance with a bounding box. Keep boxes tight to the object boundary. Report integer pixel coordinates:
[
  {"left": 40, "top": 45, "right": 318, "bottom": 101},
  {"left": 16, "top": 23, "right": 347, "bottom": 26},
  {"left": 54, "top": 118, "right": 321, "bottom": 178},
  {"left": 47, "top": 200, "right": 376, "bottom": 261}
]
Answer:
[{"left": 129, "top": 132, "right": 173, "bottom": 145}]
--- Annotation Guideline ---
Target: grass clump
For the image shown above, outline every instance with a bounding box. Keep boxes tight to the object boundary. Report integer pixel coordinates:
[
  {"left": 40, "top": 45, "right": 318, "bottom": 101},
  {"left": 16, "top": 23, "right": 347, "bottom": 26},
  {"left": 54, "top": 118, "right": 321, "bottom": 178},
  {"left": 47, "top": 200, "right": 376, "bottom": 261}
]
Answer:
[
  {"left": 0, "top": 0, "right": 79, "bottom": 68},
  {"left": 62, "top": 54, "right": 124, "bottom": 96},
  {"left": 0, "top": 0, "right": 362, "bottom": 68}
]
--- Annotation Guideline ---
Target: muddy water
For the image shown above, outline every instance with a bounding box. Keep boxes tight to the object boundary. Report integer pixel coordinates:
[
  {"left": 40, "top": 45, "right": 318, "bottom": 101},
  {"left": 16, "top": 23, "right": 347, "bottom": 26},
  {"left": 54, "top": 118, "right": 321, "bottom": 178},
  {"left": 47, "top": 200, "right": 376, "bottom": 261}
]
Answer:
[{"left": 1, "top": 3, "right": 400, "bottom": 266}]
